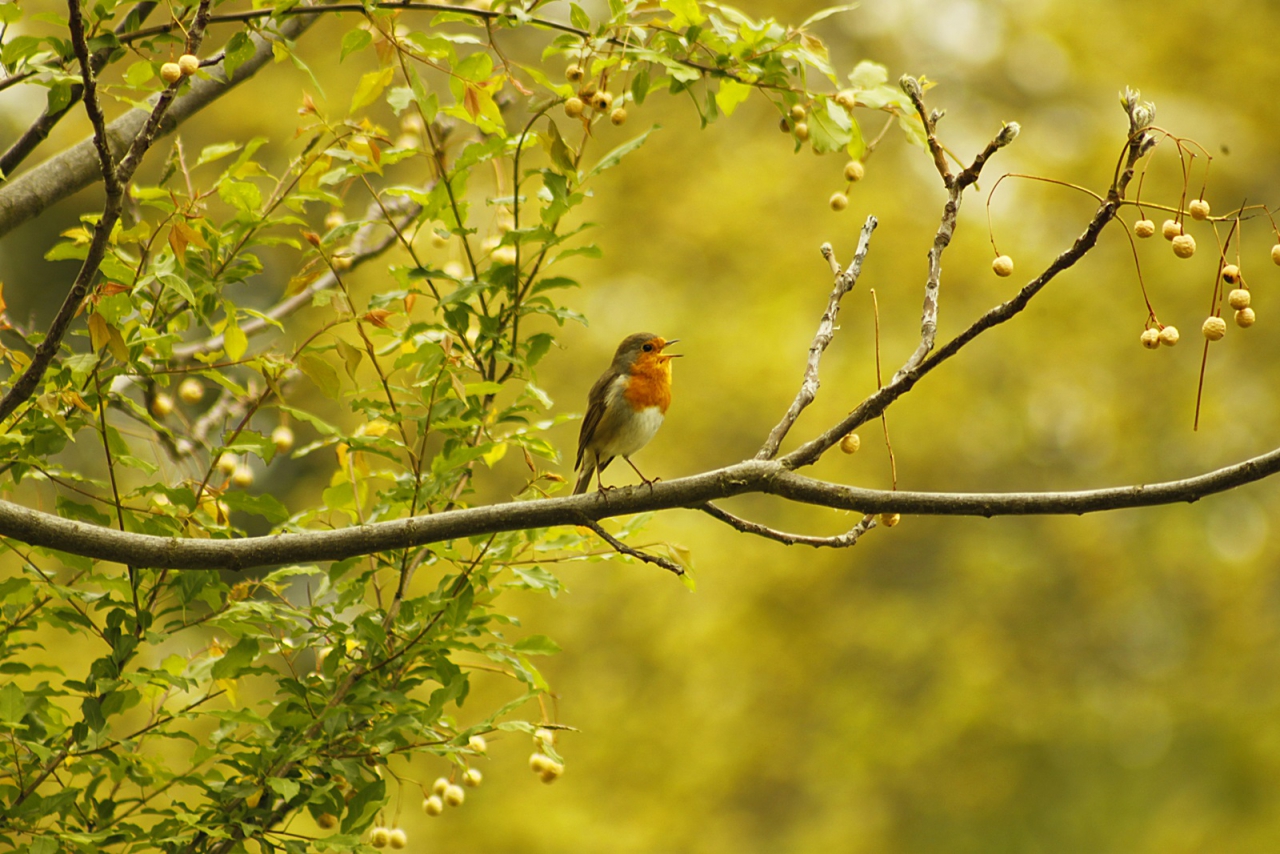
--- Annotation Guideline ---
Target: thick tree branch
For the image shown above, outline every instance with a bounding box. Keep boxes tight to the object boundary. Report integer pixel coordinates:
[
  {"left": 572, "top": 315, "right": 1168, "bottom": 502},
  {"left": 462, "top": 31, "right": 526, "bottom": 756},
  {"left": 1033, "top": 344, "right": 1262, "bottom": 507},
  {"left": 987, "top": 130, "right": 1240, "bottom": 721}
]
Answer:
[
  {"left": 4, "top": 444, "right": 1280, "bottom": 570},
  {"left": 757, "top": 215, "right": 877, "bottom": 460}
]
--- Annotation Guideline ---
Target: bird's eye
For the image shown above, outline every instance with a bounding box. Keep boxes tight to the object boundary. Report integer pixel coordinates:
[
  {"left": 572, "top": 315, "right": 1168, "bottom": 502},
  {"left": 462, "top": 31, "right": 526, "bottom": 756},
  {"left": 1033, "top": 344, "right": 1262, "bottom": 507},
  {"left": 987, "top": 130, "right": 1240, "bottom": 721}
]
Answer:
[{"left": 642, "top": 343, "right": 653, "bottom": 352}]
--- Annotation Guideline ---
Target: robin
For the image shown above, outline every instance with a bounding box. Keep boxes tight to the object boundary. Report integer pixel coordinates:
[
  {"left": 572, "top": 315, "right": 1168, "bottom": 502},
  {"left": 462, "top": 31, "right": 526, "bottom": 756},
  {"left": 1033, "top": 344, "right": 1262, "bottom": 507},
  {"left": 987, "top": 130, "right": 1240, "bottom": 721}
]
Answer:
[{"left": 573, "top": 332, "right": 680, "bottom": 494}]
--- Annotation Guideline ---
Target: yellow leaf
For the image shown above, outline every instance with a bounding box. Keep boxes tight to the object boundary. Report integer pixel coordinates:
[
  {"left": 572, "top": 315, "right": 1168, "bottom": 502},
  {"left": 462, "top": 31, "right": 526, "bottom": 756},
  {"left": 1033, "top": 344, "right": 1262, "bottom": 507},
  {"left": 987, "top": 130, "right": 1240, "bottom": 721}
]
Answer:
[
  {"left": 106, "top": 322, "right": 129, "bottom": 362},
  {"left": 87, "top": 312, "right": 109, "bottom": 352},
  {"left": 350, "top": 67, "right": 394, "bottom": 112}
]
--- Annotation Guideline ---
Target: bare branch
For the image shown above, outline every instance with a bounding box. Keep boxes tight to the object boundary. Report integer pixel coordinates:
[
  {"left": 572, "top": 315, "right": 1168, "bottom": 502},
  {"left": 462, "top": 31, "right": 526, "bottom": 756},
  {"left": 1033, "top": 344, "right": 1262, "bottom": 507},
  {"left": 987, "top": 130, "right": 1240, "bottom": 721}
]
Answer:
[
  {"left": 700, "top": 503, "right": 876, "bottom": 548},
  {"left": 65, "top": 0, "right": 121, "bottom": 194},
  {"left": 757, "top": 215, "right": 877, "bottom": 459},
  {"left": 4, "top": 439, "right": 1280, "bottom": 570},
  {"left": 579, "top": 518, "right": 684, "bottom": 576}
]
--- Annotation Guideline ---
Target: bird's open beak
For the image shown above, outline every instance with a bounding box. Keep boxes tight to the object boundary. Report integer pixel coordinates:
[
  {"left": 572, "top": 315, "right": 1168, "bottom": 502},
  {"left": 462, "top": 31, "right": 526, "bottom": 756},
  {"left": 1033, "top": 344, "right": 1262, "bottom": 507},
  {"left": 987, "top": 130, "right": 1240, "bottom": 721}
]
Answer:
[{"left": 662, "top": 338, "right": 682, "bottom": 357}]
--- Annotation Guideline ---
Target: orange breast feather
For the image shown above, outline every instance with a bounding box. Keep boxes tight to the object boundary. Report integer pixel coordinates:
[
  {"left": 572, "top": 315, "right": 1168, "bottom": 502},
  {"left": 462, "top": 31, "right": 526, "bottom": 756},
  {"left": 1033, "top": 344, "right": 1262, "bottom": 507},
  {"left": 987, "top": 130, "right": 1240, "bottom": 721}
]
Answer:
[{"left": 623, "top": 360, "right": 672, "bottom": 413}]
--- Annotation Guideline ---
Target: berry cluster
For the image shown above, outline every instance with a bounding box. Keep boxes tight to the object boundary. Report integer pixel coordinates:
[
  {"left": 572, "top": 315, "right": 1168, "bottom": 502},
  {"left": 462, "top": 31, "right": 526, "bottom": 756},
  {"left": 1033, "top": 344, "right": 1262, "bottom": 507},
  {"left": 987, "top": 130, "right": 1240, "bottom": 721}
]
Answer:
[{"left": 563, "top": 63, "right": 628, "bottom": 126}]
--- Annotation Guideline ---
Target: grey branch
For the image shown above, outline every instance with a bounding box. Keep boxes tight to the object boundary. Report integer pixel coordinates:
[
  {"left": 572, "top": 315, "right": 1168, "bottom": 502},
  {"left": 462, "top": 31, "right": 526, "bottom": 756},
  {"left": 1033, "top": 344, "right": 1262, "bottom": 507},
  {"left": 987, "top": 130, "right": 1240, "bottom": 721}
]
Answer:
[
  {"left": 757, "top": 215, "right": 877, "bottom": 460},
  {"left": 580, "top": 518, "right": 684, "bottom": 575},
  {"left": 700, "top": 502, "right": 876, "bottom": 548},
  {"left": 4, "top": 447, "right": 1280, "bottom": 570}
]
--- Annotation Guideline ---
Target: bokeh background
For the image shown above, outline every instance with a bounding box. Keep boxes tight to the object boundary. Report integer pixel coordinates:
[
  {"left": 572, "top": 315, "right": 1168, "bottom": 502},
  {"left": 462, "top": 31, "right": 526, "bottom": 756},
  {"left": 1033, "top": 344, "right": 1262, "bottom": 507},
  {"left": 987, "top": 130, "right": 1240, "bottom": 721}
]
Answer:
[{"left": 6, "top": 0, "right": 1280, "bottom": 851}]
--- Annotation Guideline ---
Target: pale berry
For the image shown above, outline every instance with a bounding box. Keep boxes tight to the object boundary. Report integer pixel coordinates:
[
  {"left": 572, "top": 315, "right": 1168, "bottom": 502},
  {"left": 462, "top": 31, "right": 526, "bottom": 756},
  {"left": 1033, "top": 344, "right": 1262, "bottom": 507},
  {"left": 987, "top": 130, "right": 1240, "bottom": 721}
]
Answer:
[
  {"left": 370, "top": 827, "right": 390, "bottom": 848},
  {"left": 1188, "top": 199, "right": 1210, "bottom": 220},
  {"left": 1235, "top": 307, "right": 1256, "bottom": 328},
  {"left": 840, "top": 433, "right": 861, "bottom": 454},
  {"left": 443, "top": 784, "right": 465, "bottom": 807},
  {"left": 272, "top": 425, "right": 295, "bottom": 454},
  {"left": 789, "top": 104, "right": 806, "bottom": 122},
  {"left": 1161, "top": 219, "right": 1182, "bottom": 240},
  {"left": 1228, "top": 288, "right": 1251, "bottom": 310},
  {"left": 1134, "top": 219, "right": 1155, "bottom": 238},
  {"left": 1202, "top": 316, "right": 1227, "bottom": 341},
  {"left": 844, "top": 160, "right": 865, "bottom": 182},
  {"left": 160, "top": 62, "right": 182, "bottom": 84},
  {"left": 1157, "top": 326, "right": 1180, "bottom": 347},
  {"left": 1272, "top": 244, "right": 1280, "bottom": 266},
  {"left": 151, "top": 393, "right": 175, "bottom": 417},
  {"left": 463, "top": 768, "right": 483, "bottom": 787},
  {"left": 829, "top": 192, "right": 849, "bottom": 212},
  {"left": 564, "top": 97, "right": 584, "bottom": 118},
  {"left": 992, "top": 255, "right": 1014, "bottom": 277},
  {"left": 794, "top": 122, "right": 809, "bottom": 141},
  {"left": 565, "top": 64, "right": 584, "bottom": 83},
  {"left": 1222, "top": 264, "right": 1241, "bottom": 284},
  {"left": 610, "top": 107, "right": 627, "bottom": 126},
  {"left": 1171, "top": 234, "right": 1196, "bottom": 258},
  {"left": 422, "top": 795, "right": 444, "bottom": 816},
  {"left": 1140, "top": 328, "right": 1160, "bottom": 349},
  {"left": 468, "top": 734, "right": 488, "bottom": 754},
  {"left": 878, "top": 512, "right": 901, "bottom": 528},
  {"left": 177, "top": 54, "right": 200, "bottom": 76},
  {"left": 178, "top": 377, "right": 205, "bottom": 404},
  {"left": 388, "top": 829, "right": 407, "bottom": 849}
]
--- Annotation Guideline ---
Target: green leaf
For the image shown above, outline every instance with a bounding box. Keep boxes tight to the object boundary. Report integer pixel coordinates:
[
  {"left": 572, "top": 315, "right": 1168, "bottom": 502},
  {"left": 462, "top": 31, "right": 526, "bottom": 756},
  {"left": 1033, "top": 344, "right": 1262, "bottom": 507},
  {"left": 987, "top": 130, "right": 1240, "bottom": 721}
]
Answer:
[
  {"left": 661, "top": 0, "right": 706, "bottom": 26},
  {"left": 588, "top": 126, "right": 658, "bottom": 177},
  {"left": 340, "top": 29, "right": 372, "bottom": 61},
  {"left": 807, "top": 98, "right": 853, "bottom": 154},
  {"left": 225, "top": 317, "right": 248, "bottom": 362},
  {"left": 714, "top": 79, "right": 752, "bottom": 116},
  {"left": 351, "top": 67, "right": 395, "bottom": 112},
  {"left": 211, "top": 637, "right": 260, "bottom": 679},
  {"left": 341, "top": 778, "right": 386, "bottom": 834},
  {"left": 513, "top": 635, "right": 562, "bottom": 656},
  {"left": 801, "top": 4, "right": 860, "bottom": 28},
  {"left": 0, "top": 683, "right": 24, "bottom": 722},
  {"left": 298, "top": 353, "right": 341, "bottom": 399},
  {"left": 223, "top": 31, "right": 256, "bottom": 79},
  {"left": 220, "top": 492, "right": 289, "bottom": 525}
]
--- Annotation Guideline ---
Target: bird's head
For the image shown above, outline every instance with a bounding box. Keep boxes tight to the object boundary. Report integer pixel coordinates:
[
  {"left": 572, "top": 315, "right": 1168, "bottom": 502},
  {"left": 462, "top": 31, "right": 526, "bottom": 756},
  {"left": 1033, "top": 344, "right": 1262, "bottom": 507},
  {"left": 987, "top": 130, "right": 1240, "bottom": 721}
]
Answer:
[{"left": 613, "top": 333, "right": 681, "bottom": 373}]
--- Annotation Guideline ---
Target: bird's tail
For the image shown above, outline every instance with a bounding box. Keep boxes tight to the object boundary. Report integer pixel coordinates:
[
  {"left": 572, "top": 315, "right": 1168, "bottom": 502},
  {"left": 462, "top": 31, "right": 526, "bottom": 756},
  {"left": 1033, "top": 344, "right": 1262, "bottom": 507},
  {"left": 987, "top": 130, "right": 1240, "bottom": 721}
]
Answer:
[{"left": 572, "top": 464, "right": 594, "bottom": 495}]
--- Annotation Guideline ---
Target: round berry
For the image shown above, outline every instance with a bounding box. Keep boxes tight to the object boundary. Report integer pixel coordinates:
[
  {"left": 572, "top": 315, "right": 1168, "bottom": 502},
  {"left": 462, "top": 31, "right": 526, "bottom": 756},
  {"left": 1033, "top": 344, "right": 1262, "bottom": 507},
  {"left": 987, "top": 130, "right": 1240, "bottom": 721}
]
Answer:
[
  {"left": 1222, "top": 264, "right": 1241, "bottom": 284},
  {"left": 1235, "top": 307, "right": 1256, "bottom": 328},
  {"left": 151, "top": 393, "right": 175, "bottom": 417},
  {"left": 1188, "top": 199, "right": 1210, "bottom": 220},
  {"left": 794, "top": 122, "right": 809, "bottom": 141},
  {"left": 432, "top": 776, "right": 449, "bottom": 796},
  {"left": 1134, "top": 219, "right": 1155, "bottom": 238},
  {"left": 370, "top": 827, "right": 390, "bottom": 849},
  {"left": 789, "top": 104, "right": 806, "bottom": 122},
  {"left": 232, "top": 464, "right": 254, "bottom": 488},
  {"left": 844, "top": 160, "right": 865, "bottom": 182},
  {"left": 534, "top": 727, "right": 555, "bottom": 746},
  {"left": 539, "top": 761, "right": 564, "bottom": 783},
  {"left": 422, "top": 795, "right": 444, "bottom": 816},
  {"left": 1202, "top": 316, "right": 1227, "bottom": 341},
  {"left": 178, "top": 377, "right": 205, "bottom": 404},
  {"left": 829, "top": 192, "right": 848, "bottom": 212},
  {"left": 317, "top": 813, "right": 338, "bottom": 829},
  {"left": 324, "top": 210, "right": 346, "bottom": 230},
  {"left": 992, "top": 255, "right": 1014, "bottom": 277},
  {"left": 468, "top": 734, "right": 488, "bottom": 754},
  {"left": 565, "top": 64, "right": 584, "bottom": 83},
  {"left": 610, "top": 107, "right": 627, "bottom": 126},
  {"left": 1171, "top": 234, "right": 1196, "bottom": 258},
  {"left": 216, "top": 453, "right": 238, "bottom": 475},
  {"left": 1158, "top": 326, "right": 1180, "bottom": 347},
  {"left": 1272, "top": 244, "right": 1280, "bottom": 266},
  {"left": 840, "top": 433, "right": 861, "bottom": 454},
  {"left": 160, "top": 62, "right": 182, "bottom": 84},
  {"left": 388, "top": 829, "right": 407, "bottom": 850},
  {"left": 272, "top": 425, "right": 295, "bottom": 455},
  {"left": 564, "top": 97, "right": 584, "bottom": 118},
  {"left": 878, "top": 512, "right": 901, "bottom": 528},
  {"left": 1228, "top": 288, "right": 1251, "bottom": 310},
  {"left": 590, "top": 91, "right": 613, "bottom": 111},
  {"left": 530, "top": 752, "right": 553, "bottom": 773},
  {"left": 1140, "top": 328, "right": 1160, "bottom": 349},
  {"left": 463, "top": 768, "right": 483, "bottom": 788},
  {"left": 443, "top": 784, "right": 465, "bottom": 807},
  {"left": 1161, "top": 219, "right": 1182, "bottom": 241},
  {"left": 834, "top": 90, "right": 856, "bottom": 110},
  {"left": 177, "top": 54, "right": 200, "bottom": 76}
]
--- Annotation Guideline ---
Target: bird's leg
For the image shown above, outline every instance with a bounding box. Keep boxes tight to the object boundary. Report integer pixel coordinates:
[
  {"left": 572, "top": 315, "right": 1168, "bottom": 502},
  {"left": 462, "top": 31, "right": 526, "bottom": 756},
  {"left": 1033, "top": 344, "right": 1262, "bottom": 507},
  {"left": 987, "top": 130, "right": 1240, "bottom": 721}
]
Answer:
[{"left": 623, "top": 456, "right": 660, "bottom": 491}]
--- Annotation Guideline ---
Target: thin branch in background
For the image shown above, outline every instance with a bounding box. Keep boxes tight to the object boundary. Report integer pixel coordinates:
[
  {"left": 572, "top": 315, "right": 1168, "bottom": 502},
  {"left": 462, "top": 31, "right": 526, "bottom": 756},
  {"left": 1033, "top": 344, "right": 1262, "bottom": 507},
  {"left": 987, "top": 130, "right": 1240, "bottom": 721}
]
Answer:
[
  {"left": 758, "top": 215, "right": 878, "bottom": 460},
  {"left": 579, "top": 518, "right": 684, "bottom": 576},
  {"left": 869, "top": 289, "right": 896, "bottom": 490},
  {"left": 700, "top": 503, "right": 876, "bottom": 548}
]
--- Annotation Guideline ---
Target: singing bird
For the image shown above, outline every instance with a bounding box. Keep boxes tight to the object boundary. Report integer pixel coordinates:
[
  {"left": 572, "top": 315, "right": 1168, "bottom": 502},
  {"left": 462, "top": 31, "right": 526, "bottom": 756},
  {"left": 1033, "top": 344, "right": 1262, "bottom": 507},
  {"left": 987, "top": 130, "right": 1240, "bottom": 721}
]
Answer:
[{"left": 573, "top": 333, "right": 680, "bottom": 494}]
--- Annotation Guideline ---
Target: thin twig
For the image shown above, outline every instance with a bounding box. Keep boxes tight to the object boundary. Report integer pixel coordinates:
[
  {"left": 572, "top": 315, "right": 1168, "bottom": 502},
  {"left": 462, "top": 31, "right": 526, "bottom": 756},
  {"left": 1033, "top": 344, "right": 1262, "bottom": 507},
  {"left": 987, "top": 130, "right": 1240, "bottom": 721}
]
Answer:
[
  {"left": 700, "top": 503, "right": 876, "bottom": 548},
  {"left": 757, "top": 215, "right": 878, "bottom": 459},
  {"left": 578, "top": 518, "right": 684, "bottom": 576}
]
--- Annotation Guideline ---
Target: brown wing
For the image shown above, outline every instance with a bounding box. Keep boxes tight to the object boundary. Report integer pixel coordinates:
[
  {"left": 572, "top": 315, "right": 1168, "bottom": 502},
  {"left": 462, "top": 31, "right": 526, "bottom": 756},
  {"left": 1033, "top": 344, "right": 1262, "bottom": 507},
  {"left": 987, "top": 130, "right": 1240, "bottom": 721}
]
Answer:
[{"left": 576, "top": 367, "right": 618, "bottom": 470}]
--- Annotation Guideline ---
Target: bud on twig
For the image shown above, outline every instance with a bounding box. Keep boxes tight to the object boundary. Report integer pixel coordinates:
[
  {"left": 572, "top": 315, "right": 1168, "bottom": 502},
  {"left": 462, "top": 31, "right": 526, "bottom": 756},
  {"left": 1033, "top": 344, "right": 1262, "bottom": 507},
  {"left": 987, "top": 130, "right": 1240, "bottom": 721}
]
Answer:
[{"left": 995, "top": 122, "right": 1020, "bottom": 148}]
